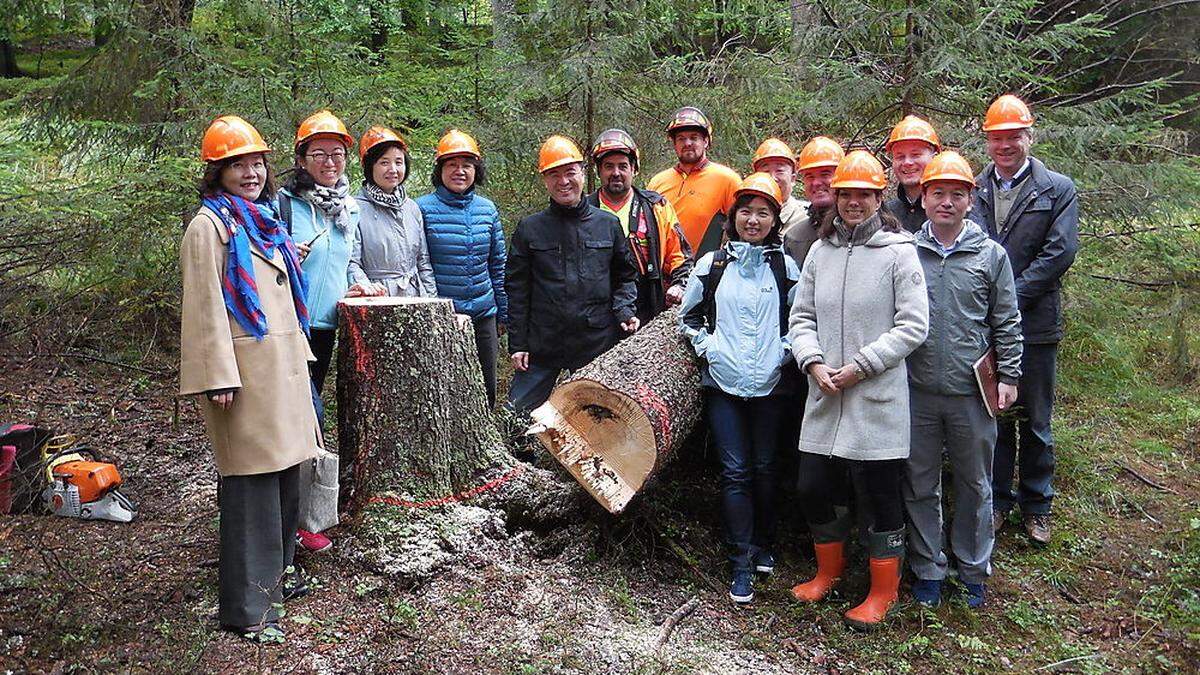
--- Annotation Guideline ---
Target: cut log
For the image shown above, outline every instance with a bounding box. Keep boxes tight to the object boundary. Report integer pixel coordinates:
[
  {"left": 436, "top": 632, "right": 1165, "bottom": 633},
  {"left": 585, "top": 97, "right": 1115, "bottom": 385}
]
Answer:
[
  {"left": 530, "top": 308, "right": 702, "bottom": 514},
  {"left": 336, "top": 296, "right": 510, "bottom": 511}
]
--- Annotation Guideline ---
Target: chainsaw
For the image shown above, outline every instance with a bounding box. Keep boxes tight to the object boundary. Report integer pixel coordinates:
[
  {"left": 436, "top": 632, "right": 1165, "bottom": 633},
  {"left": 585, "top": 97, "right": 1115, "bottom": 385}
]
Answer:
[{"left": 40, "top": 437, "right": 137, "bottom": 523}]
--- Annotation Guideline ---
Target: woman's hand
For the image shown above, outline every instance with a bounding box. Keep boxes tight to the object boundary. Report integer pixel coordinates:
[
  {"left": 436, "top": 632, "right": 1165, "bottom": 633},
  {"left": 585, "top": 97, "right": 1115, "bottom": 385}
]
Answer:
[
  {"left": 209, "top": 391, "right": 235, "bottom": 410},
  {"left": 830, "top": 363, "right": 864, "bottom": 390},
  {"left": 807, "top": 363, "right": 840, "bottom": 395},
  {"left": 665, "top": 284, "right": 685, "bottom": 306},
  {"left": 620, "top": 316, "right": 641, "bottom": 334},
  {"left": 455, "top": 314, "right": 473, "bottom": 331},
  {"left": 297, "top": 242, "right": 312, "bottom": 262},
  {"left": 346, "top": 282, "right": 387, "bottom": 298}
]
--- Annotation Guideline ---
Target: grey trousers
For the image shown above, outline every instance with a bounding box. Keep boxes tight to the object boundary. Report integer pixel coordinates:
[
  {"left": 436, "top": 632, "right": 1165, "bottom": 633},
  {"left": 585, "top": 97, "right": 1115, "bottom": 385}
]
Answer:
[
  {"left": 218, "top": 463, "right": 301, "bottom": 628},
  {"left": 903, "top": 390, "right": 996, "bottom": 584}
]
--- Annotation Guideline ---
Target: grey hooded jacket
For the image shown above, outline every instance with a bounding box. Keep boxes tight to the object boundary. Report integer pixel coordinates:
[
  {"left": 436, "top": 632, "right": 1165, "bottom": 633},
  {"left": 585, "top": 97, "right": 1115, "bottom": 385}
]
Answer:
[
  {"left": 350, "top": 186, "right": 438, "bottom": 298},
  {"left": 788, "top": 213, "right": 929, "bottom": 461},
  {"left": 907, "top": 220, "right": 1023, "bottom": 396}
]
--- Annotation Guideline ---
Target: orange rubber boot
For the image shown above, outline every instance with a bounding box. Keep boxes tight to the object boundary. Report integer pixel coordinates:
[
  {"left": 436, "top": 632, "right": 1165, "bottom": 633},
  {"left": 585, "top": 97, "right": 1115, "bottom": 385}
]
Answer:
[
  {"left": 843, "top": 556, "right": 902, "bottom": 630},
  {"left": 790, "top": 541, "right": 845, "bottom": 602}
]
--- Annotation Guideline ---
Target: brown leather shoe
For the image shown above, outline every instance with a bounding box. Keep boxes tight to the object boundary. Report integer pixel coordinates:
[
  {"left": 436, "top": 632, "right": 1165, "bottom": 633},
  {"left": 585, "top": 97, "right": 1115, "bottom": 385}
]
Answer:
[
  {"left": 992, "top": 509, "right": 1006, "bottom": 535},
  {"left": 1023, "top": 513, "right": 1051, "bottom": 546}
]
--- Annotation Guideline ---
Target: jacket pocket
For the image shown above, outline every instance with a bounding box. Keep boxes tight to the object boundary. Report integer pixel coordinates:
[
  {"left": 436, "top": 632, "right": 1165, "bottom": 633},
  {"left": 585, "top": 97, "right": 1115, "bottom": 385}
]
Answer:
[
  {"left": 529, "top": 240, "right": 564, "bottom": 280},
  {"left": 582, "top": 239, "right": 613, "bottom": 279}
]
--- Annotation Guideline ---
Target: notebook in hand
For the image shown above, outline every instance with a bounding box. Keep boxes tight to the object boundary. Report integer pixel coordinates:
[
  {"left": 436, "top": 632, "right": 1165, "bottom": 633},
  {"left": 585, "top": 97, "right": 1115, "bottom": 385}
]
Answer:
[{"left": 974, "top": 348, "right": 999, "bottom": 418}]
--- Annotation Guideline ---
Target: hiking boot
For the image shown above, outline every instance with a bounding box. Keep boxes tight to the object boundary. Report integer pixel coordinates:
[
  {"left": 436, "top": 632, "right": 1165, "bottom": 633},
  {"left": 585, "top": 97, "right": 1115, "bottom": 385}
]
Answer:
[
  {"left": 754, "top": 551, "right": 776, "bottom": 575},
  {"left": 729, "top": 570, "right": 754, "bottom": 605},
  {"left": 296, "top": 529, "right": 333, "bottom": 554},
  {"left": 911, "top": 578, "right": 942, "bottom": 608},
  {"left": 992, "top": 509, "right": 1007, "bottom": 535},
  {"left": 282, "top": 567, "right": 310, "bottom": 602},
  {"left": 964, "top": 582, "right": 986, "bottom": 609},
  {"left": 1023, "top": 513, "right": 1051, "bottom": 546},
  {"left": 790, "top": 541, "right": 845, "bottom": 603}
]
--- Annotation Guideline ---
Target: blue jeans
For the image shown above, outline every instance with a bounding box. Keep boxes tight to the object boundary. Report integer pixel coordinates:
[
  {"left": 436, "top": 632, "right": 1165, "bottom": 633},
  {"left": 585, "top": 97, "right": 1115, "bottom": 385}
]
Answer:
[
  {"left": 507, "top": 364, "right": 561, "bottom": 414},
  {"left": 993, "top": 343, "right": 1057, "bottom": 515},
  {"left": 706, "top": 388, "right": 788, "bottom": 572}
]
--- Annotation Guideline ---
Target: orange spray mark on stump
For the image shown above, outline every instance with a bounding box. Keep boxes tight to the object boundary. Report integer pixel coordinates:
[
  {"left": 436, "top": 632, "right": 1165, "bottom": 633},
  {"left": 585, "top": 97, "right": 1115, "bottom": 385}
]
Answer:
[{"left": 367, "top": 465, "right": 524, "bottom": 509}]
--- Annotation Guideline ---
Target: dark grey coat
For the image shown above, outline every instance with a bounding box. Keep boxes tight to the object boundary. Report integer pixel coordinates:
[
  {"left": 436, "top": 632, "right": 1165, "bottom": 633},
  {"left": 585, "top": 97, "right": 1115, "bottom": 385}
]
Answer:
[{"left": 972, "top": 157, "right": 1079, "bottom": 344}]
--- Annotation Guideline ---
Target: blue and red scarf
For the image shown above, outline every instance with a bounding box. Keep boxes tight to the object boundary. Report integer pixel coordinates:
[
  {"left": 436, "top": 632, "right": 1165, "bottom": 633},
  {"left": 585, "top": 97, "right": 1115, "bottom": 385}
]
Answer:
[{"left": 202, "top": 193, "right": 310, "bottom": 340}]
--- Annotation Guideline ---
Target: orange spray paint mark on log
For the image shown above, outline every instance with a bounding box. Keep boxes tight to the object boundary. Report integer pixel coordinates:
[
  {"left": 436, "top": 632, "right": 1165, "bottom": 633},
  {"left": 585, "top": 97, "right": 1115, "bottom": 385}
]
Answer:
[
  {"left": 367, "top": 465, "right": 524, "bottom": 509},
  {"left": 635, "top": 383, "right": 672, "bottom": 450}
]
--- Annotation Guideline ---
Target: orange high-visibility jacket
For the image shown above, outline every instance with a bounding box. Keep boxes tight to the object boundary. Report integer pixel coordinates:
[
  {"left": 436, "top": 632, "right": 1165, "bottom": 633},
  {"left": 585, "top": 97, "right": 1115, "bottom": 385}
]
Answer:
[{"left": 648, "top": 159, "right": 741, "bottom": 257}]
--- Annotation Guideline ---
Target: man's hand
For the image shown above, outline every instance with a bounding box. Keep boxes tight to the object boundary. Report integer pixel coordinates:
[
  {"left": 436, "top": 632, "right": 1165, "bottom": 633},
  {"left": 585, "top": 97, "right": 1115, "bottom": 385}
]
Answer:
[
  {"left": 511, "top": 352, "right": 530, "bottom": 372},
  {"left": 620, "top": 316, "right": 641, "bottom": 334},
  {"left": 998, "top": 382, "right": 1019, "bottom": 411},
  {"left": 807, "top": 363, "right": 840, "bottom": 395},
  {"left": 665, "top": 284, "right": 685, "bottom": 306},
  {"left": 209, "top": 391, "right": 235, "bottom": 410},
  {"left": 830, "top": 363, "right": 864, "bottom": 390}
]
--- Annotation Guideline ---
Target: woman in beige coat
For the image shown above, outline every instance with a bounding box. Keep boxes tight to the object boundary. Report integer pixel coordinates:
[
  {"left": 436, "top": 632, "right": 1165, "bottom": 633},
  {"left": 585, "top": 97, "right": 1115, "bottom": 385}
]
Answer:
[
  {"left": 786, "top": 150, "right": 929, "bottom": 631},
  {"left": 180, "top": 115, "right": 321, "bottom": 640}
]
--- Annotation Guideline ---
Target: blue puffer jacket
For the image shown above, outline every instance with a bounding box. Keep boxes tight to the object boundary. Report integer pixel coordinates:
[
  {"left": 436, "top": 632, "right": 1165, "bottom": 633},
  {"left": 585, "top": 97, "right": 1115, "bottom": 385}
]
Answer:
[
  {"left": 279, "top": 187, "right": 359, "bottom": 330},
  {"left": 416, "top": 186, "right": 508, "bottom": 324}
]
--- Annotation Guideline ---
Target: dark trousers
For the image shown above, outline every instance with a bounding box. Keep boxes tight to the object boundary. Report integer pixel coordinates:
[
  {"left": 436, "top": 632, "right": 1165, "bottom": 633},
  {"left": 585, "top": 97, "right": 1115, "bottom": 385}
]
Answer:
[
  {"left": 507, "top": 364, "right": 561, "bottom": 414},
  {"left": 218, "top": 463, "right": 301, "bottom": 628},
  {"left": 797, "top": 454, "right": 905, "bottom": 533},
  {"left": 472, "top": 315, "right": 499, "bottom": 408},
  {"left": 706, "top": 389, "right": 788, "bottom": 571},
  {"left": 308, "top": 328, "right": 337, "bottom": 395},
  {"left": 993, "top": 343, "right": 1057, "bottom": 515}
]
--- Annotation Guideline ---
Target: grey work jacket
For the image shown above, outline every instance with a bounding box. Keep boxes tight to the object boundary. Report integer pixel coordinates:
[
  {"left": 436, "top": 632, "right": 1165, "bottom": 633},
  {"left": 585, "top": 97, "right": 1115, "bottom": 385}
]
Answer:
[{"left": 907, "top": 220, "right": 1024, "bottom": 396}]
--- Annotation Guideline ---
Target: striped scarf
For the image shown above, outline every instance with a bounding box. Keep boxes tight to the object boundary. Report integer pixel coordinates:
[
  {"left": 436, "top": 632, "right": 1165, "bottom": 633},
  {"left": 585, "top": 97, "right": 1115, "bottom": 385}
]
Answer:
[{"left": 202, "top": 193, "right": 310, "bottom": 340}]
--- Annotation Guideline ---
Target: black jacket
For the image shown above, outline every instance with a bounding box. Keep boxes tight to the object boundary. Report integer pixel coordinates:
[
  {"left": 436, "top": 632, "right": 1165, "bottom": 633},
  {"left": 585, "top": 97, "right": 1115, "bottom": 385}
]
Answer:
[
  {"left": 972, "top": 156, "right": 1079, "bottom": 344},
  {"left": 506, "top": 198, "right": 639, "bottom": 369},
  {"left": 884, "top": 189, "right": 926, "bottom": 233}
]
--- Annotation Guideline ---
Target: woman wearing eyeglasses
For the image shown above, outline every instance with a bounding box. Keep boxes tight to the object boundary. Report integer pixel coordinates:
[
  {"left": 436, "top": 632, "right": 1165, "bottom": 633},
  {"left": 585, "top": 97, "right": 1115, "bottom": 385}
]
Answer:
[{"left": 276, "top": 110, "right": 362, "bottom": 554}]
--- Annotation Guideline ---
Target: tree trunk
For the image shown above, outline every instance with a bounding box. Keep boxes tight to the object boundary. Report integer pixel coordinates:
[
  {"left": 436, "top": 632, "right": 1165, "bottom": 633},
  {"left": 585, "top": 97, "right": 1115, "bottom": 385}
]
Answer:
[
  {"left": 489, "top": 0, "right": 514, "bottom": 50},
  {"left": 337, "top": 297, "right": 510, "bottom": 512},
  {"left": 789, "top": 0, "right": 816, "bottom": 55},
  {"left": 368, "top": 1, "right": 390, "bottom": 55},
  {"left": 0, "top": 39, "right": 20, "bottom": 78},
  {"left": 530, "top": 308, "right": 702, "bottom": 514}
]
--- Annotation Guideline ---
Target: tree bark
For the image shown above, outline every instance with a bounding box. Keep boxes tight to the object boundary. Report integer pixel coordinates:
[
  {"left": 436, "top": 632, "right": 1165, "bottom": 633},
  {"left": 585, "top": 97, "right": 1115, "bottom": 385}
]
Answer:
[
  {"left": 337, "top": 297, "right": 510, "bottom": 512},
  {"left": 530, "top": 308, "right": 702, "bottom": 514},
  {"left": 789, "top": 0, "right": 816, "bottom": 55},
  {"left": 0, "top": 39, "right": 20, "bottom": 78}
]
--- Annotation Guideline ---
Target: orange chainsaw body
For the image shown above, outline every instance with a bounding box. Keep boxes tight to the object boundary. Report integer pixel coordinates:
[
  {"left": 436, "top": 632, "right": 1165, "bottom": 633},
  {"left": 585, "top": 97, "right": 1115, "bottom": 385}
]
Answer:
[{"left": 51, "top": 461, "right": 122, "bottom": 504}]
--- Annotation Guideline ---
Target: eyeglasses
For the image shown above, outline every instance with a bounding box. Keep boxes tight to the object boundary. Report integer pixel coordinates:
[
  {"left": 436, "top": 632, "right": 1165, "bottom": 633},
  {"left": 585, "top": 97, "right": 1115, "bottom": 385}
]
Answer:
[{"left": 306, "top": 151, "right": 347, "bottom": 165}]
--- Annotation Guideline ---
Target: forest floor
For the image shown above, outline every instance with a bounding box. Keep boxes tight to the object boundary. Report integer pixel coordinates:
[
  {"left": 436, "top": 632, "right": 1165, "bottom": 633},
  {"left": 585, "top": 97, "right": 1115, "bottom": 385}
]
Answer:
[{"left": 1, "top": 298, "right": 1198, "bottom": 675}]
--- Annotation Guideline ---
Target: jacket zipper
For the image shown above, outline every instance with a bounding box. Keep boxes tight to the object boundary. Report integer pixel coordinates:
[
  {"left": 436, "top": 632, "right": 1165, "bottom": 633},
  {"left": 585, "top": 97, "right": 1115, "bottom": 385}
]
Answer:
[{"left": 830, "top": 241, "right": 853, "bottom": 453}]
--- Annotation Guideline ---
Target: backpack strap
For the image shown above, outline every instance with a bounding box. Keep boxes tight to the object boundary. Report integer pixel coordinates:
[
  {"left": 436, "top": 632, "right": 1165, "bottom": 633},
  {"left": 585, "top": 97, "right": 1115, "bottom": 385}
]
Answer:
[
  {"left": 700, "top": 249, "right": 729, "bottom": 331},
  {"left": 767, "top": 250, "right": 794, "bottom": 337}
]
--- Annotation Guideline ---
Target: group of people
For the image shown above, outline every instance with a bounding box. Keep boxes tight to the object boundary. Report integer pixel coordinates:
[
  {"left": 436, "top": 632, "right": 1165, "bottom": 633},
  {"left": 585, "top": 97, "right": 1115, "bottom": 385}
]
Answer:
[{"left": 179, "top": 93, "right": 1078, "bottom": 639}]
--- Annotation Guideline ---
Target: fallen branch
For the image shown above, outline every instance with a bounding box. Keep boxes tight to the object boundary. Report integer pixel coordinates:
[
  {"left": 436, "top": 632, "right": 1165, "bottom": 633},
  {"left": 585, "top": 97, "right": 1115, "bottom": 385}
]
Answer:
[
  {"left": 47, "top": 351, "right": 173, "bottom": 377},
  {"left": 1116, "top": 461, "right": 1178, "bottom": 494},
  {"left": 654, "top": 596, "right": 700, "bottom": 654},
  {"left": 1118, "top": 492, "right": 1160, "bottom": 525},
  {"left": 1033, "top": 653, "right": 1102, "bottom": 671},
  {"left": 1084, "top": 273, "right": 1176, "bottom": 289}
]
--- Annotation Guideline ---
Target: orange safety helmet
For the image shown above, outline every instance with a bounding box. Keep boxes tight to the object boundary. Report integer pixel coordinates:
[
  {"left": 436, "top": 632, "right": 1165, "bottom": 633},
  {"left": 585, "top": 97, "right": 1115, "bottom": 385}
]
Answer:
[
  {"left": 831, "top": 150, "right": 888, "bottom": 191},
  {"left": 886, "top": 115, "right": 941, "bottom": 152},
  {"left": 920, "top": 150, "right": 976, "bottom": 188},
  {"left": 983, "top": 94, "right": 1035, "bottom": 132},
  {"left": 666, "top": 106, "right": 714, "bottom": 137},
  {"left": 295, "top": 110, "right": 354, "bottom": 150},
  {"left": 201, "top": 115, "right": 271, "bottom": 163},
  {"left": 358, "top": 125, "right": 408, "bottom": 162},
  {"left": 434, "top": 129, "right": 482, "bottom": 162},
  {"left": 735, "top": 172, "right": 784, "bottom": 209},
  {"left": 538, "top": 135, "right": 585, "bottom": 173},
  {"left": 591, "top": 128, "right": 639, "bottom": 168},
  {"left": 752, "top": 138, "right": 798, "bottom": 171},
  {"left": 796, "top": 136, "right": 845, "bottom": 172}
]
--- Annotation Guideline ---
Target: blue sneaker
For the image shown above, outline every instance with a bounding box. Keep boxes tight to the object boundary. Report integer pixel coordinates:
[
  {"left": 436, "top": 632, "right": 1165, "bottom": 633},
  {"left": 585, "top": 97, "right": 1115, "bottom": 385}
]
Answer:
[
  {"left": 912, "top": 578, "right": 942, "bottom": 607},
  {"left": 754, "top": 551, "right": 776, "bottom": 575},
  {"left": 964, "top": 582, "right": 986, "bottom": 608},
  {"left": 729, "top": 571, "right": 754, "bottom": 604}
]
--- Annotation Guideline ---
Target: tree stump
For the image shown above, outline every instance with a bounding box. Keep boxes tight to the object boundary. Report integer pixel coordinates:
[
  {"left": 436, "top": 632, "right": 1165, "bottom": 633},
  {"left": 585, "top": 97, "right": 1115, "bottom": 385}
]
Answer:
[
  {"left": 337, "top": 297, "right": 510, "bottom": 511},
  {"left": 529, "top": 308, "right": 702, "bottom": 514},
  {"left": 336, "top": 297, "right": 583, "bottom": 580}
]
